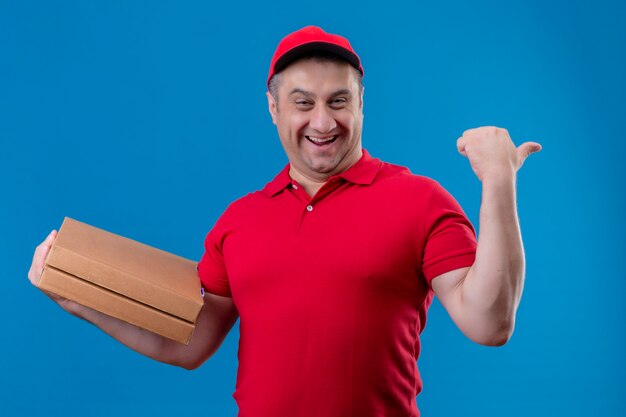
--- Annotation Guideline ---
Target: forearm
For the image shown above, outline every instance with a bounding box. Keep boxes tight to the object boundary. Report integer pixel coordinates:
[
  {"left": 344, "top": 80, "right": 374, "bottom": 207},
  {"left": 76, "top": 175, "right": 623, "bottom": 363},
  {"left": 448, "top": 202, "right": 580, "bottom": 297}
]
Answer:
[
  {"left": 462, "top": 174, "right": 525, "bottom": 342},
  {"left": 62, "top": 300, "right": 189, "bottom": 367},
  {"left": 57, "top": 292, "right": 237, "bottom": 370}
]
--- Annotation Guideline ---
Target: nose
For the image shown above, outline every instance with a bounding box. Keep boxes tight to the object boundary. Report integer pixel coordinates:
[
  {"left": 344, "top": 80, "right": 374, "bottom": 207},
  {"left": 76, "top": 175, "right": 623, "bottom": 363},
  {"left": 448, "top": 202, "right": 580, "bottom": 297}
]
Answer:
[{"left": 309, "top": 105, "right": 337, "bottom": 134}]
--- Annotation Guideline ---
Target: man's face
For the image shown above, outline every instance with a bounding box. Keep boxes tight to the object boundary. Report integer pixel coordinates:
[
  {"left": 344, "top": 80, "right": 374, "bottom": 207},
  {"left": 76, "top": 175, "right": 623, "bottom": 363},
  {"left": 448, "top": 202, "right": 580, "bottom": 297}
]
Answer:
[{"left": 267, "top": 58, "right": 364, "bottom": 182}]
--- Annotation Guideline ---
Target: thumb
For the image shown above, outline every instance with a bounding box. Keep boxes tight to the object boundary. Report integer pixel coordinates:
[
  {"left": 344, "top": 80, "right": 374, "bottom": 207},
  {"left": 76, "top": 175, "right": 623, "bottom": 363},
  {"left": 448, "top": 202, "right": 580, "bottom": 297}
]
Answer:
[{"left": 517, "top": 141, "right": 542, "bottom": 162}]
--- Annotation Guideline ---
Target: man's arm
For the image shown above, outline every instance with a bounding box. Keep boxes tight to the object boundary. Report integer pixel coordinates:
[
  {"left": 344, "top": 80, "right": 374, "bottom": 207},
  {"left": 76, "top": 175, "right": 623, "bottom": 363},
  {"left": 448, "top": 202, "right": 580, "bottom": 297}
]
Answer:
[
  {"left": 431, "top": 126, "right": 541, "bottom": 346},
  {"left": 28, "top": 230, "right": 239, "bottom": 369}
]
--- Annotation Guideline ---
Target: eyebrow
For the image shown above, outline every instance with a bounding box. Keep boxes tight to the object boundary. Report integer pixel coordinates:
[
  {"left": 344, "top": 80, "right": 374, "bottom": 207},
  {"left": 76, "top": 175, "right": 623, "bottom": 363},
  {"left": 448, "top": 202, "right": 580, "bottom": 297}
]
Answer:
[{"left": 288, "top": 88, "right": 352, "bottom": 99}]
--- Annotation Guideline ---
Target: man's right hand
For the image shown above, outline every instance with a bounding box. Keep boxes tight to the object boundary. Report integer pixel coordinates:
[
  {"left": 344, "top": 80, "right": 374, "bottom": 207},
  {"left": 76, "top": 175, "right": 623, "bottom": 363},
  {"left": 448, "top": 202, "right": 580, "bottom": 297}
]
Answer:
[
  {"left": 28, "top": 229, "right": 57, "bottom": 286},
  {"left": 27, "top": 230, "right": 84, "bottom": 317}
]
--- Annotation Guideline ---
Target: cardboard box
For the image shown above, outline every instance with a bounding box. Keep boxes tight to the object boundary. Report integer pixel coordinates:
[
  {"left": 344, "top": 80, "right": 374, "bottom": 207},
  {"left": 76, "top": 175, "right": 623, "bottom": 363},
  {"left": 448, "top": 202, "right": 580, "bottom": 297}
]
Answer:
[{"left": 38, "top": 217, "right": 204, "bottom": 344}]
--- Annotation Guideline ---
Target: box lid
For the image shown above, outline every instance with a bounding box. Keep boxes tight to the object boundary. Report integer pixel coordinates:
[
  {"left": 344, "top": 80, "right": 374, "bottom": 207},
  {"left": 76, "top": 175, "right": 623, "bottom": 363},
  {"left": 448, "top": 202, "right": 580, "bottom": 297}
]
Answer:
[{"left": 45, "top": 217, "right": 203, "bottom": 322}]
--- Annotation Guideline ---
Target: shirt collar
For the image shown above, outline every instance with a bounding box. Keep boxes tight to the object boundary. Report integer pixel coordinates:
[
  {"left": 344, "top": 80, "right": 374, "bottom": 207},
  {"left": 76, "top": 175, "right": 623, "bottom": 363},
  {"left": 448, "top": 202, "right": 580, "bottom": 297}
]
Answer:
[{"left": 262, "top": 149, "right": 382, "bottom": 197}]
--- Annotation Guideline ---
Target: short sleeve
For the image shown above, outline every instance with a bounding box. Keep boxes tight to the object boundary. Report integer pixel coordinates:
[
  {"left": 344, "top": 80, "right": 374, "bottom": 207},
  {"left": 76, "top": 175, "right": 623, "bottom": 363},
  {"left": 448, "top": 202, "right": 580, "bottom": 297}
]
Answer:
[
  {"left": 422, "top": 182, "right": 477, "bottom": 284},
  {"left": 197, "top": 214, "right": 232, "bottom": 297}
]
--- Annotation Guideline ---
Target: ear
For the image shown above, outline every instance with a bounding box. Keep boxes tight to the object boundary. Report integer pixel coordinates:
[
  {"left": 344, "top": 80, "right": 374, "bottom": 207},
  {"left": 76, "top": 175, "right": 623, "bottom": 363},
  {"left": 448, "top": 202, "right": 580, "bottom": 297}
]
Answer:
[
  {"left": 267, "top": 91, "right": 278, "bottom": 125},
  {"left": 359, "top": 86, "right": 364, "bottom": 110}
]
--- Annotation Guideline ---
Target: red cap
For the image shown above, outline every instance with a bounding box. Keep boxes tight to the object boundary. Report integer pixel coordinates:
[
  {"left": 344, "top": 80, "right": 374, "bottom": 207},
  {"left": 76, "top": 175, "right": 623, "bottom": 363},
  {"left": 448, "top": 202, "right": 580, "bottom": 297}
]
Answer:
[{"left": 267, "top": 26, "right": 364, "bottom": 87}]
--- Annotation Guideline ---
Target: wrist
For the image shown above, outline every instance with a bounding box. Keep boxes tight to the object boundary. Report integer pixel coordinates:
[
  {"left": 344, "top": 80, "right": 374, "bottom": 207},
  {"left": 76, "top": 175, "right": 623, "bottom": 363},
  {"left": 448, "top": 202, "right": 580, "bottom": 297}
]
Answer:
[
  {"left": 481, "top": 168, "right": 516, "bottom": 187},
  {"left": 59, "top": 298, "right": 89, "bottom": 319}
]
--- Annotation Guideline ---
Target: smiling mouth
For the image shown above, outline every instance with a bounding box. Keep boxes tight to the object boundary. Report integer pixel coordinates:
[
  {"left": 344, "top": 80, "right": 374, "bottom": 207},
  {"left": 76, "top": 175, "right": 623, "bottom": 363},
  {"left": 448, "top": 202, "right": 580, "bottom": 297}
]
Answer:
[{"left": 306, "top": 135, "right": 338, "bottom": 146}]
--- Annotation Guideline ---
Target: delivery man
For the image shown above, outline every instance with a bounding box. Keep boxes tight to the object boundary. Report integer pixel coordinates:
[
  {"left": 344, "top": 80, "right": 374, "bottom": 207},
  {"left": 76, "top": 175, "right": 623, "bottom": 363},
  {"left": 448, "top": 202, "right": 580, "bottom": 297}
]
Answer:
[{"left": 28, "top": 26, "right": 541, "bottom": 417}]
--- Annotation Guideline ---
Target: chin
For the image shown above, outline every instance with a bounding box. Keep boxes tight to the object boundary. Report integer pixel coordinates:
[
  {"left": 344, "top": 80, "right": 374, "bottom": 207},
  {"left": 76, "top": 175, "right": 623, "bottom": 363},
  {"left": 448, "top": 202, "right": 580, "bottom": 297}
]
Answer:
[
  {"left": 311, "top": 165, "right": 336, "bottom": 174},
  {"left": 306, "top": 156, "right": 342, "bottom": 175}
]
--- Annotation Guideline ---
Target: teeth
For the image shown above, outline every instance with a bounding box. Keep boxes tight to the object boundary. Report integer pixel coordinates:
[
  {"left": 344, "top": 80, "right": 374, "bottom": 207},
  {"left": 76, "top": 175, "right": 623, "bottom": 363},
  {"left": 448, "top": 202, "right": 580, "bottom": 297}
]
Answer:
[{"left": 307, "top": 136, "right": 336, "bottom": 143}]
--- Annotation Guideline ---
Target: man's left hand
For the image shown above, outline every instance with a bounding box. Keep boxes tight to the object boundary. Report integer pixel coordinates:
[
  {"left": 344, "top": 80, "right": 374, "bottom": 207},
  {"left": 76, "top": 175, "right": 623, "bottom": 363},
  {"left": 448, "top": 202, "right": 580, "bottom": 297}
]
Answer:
[{"left": 456, "top": 126, "right": 541, "bottom": 182}]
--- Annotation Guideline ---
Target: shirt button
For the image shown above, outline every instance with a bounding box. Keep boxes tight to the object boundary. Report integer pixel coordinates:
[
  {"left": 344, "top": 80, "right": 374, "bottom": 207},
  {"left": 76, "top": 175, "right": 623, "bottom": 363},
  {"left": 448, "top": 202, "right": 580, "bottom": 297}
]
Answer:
[
  {"left": 292, "top": 184, "right": 298, "bottom": 190},
  {"left": 306, "top": 205, "right": 313, "bottom": 212}
]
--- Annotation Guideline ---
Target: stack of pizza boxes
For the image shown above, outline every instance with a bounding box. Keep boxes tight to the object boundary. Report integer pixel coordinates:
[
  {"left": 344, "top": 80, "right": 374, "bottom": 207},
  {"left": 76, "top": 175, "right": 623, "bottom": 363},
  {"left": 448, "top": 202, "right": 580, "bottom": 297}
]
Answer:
[{"left": 38, "top": 217, "right": 204, "bottom": 344}]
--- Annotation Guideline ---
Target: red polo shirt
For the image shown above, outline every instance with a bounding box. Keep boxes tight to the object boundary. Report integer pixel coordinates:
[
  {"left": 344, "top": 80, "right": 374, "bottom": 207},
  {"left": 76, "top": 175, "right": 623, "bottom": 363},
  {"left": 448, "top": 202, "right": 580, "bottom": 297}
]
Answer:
[{"left": 198, "top": 149, "right": 477, "bottom": 417}]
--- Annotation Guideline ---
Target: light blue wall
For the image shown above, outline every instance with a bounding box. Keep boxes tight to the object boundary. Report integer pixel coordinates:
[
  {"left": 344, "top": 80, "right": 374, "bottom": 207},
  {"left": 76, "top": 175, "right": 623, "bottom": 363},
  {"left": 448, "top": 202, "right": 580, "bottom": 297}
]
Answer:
[{"left": 2, "top": 1, "right": 624, "bottom": 415}]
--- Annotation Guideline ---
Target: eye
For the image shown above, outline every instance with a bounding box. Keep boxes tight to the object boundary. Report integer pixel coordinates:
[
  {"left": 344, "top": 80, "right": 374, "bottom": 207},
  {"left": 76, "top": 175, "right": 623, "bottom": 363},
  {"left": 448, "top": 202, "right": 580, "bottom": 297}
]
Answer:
[
  {"left": 295, "top": 99, "right": 313, "bottom": 109},
  {"left": 330, "top": 97, "right": 348, "bottom": 108}
]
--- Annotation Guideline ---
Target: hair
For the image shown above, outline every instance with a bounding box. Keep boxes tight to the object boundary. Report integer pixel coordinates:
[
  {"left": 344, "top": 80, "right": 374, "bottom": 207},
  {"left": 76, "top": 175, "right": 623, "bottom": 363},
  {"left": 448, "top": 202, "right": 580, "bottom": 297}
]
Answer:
[{"left": 268, "top": 51, "right": 364, "bottom": 107}]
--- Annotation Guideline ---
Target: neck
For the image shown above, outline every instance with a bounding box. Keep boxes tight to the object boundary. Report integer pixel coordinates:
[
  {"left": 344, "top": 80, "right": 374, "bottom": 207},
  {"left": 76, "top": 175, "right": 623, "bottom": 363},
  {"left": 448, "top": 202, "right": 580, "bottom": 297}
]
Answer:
[
  {"left": 288, "top": 168, "right": 327, "bottom": 197},
  {"left": 289, "top": 149, "right": 363, "bottom": 198}
]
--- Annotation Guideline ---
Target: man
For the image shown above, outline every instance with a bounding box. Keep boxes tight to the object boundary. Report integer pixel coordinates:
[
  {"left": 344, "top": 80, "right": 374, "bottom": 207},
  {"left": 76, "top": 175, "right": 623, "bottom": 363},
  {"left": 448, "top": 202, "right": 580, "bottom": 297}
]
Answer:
[{"left": 28, "top": 26, "right": 541, "bottom": 416}]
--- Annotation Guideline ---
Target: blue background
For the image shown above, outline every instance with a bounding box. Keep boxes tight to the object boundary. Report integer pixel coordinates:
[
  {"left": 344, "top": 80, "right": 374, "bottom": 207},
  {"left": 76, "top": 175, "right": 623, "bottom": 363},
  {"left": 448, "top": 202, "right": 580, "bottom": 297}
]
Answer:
[{"left": 2, "top": 1, "right": 624, "bottom": 416}]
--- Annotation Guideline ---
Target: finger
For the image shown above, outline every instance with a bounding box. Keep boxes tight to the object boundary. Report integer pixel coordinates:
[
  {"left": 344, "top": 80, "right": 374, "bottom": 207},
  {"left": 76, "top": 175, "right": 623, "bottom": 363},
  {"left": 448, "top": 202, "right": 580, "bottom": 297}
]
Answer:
[
  {"left": 517, "top": 141, "right": 542, "bottom": 161},
  {"left": 43, "top": 229, "right": 57, "bottom": 244},
  {"left": 463, "top": 126, "right": 497, "bottom": 137},
  {"left": 36, "top": 230, "right": 56, "bottom": 250},
  {"left": 31, "top": 230, "right": 57, "bottom": 279},
  {"left": 29, "top": 252, "right": 47, "bottom": 286},
  {"left": 39, "top": 230, "right": 56, "bottom": 257},
  {"left": 456, "top": 137, "right": 468, "bottom": 157}
]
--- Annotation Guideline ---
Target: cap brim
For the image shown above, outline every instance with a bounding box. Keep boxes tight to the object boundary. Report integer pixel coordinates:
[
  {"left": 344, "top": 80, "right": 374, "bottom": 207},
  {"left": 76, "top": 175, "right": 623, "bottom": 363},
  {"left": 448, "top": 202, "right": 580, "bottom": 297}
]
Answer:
[{"left": 273, "top": 41, "right": 362, "bottom": 75}]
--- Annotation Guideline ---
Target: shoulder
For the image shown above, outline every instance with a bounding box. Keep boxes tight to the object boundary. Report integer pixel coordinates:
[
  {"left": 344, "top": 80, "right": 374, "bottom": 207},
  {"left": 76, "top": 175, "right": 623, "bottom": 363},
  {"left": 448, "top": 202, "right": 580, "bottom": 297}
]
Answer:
[
  {"left": 374, "top": 159, "right": 441, "bottom": 195},
  {"left": 218, "top": 189, "right": 266, "bottom": 220}
]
